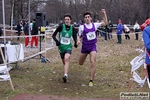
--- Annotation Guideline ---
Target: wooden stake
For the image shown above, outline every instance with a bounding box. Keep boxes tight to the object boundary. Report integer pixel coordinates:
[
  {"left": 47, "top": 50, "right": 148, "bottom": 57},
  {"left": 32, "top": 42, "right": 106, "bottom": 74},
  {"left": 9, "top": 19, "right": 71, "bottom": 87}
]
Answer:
[
  {"left": 0, "top": 47, "right": 14, "bottom": 91},
  {"left": 128, "top": 72, "right": 133, "bottom": 92}
]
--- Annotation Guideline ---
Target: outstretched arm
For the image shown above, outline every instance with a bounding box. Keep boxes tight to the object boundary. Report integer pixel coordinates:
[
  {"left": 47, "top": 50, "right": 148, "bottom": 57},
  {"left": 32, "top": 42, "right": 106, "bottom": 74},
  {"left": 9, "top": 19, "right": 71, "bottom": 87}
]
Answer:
[{"left": 101, "top": 9, "right": 108, "bottom": 26}]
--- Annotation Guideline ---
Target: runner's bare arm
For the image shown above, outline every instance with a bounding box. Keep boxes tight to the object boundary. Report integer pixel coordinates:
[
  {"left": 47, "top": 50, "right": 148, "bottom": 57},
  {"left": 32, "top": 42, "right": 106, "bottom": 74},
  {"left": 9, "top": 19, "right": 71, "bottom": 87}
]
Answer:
[
  {"left": 77, "top": 35, "right": 82, "bottom": 46},
  {"left": 101, "top": 9, "right": 108, "bottom": 26}
]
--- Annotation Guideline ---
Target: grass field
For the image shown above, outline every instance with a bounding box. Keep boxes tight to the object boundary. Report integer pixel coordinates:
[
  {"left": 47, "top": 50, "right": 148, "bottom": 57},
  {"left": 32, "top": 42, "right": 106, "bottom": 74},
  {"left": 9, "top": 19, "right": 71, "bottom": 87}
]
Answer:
[{"left": 0, "top": 32, "right": 149, "bottom": 100}]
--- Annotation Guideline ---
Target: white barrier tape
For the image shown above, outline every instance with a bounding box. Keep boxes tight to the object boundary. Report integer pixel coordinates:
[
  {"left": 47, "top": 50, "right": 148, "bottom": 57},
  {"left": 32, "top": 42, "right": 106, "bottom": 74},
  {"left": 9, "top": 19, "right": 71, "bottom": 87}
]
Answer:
[
  {"left": 132, "top": 71, "right": 146, "bottom": 86},
  {"left": 3, "top": 28, "right": 54, "bottom": 32},
  {"left": 0, "top": 32, "right": 53, "bottom": 38},
  {"left": 1, "top": 28, "right": 142, "bottom": 39},
  {"left": 0, "top": 75, "right": 10, "bottom": 81},
  {"left": 0, "top": 46, "right": 54, "bottom": 65},
  {"left": 2, "top": 29, "right": 18, "bottom": 32},
  {"left": 3, "top": 29, "right": 54, "bottom": 33},
  {"left": 0, "top": 24, "right": 16, "bottom": 27},
  {"left": 0, "top": 65, "right": 7, "bottom": 73},
  {"left": 130, "top": 47, "right": 150, "bottom": 88},
  {"left": 23, "top": 46, "right": 54, "bottom": 61},
  {"left": 1, "top": 32, "right": 140, "bottom": 38},
  {"left": 130, "top": 51, "right": 146, "bottom": 67},
  {"left": 97, "top": 29, "right": 142, "bottom": 36},
  {"left": 4, "top": 28, "right": 141, "bottom": 35},
  {"left": 131, "top": 59, "right": 145, "bottom": 72}
]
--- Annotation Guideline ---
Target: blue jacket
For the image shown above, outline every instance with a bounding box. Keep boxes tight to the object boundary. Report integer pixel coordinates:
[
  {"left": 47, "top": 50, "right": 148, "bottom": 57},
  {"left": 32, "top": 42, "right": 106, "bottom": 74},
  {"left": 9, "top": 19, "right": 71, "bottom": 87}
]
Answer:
[
  {"left": 143, "top": 26, "right": 150, "bottom": 64},
  {"left": 116, "top": 23, "right": 123, "bottom": 34}
]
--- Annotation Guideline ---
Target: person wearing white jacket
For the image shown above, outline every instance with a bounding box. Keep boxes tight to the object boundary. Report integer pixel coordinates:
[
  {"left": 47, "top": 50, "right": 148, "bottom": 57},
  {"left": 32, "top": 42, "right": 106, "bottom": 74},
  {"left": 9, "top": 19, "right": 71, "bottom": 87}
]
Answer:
[
  {"left": 133, "top": 21, "right": 140, "bottom": 40},
  {"left": 123, "top": 24, "right": 130, "bottom": 40}
]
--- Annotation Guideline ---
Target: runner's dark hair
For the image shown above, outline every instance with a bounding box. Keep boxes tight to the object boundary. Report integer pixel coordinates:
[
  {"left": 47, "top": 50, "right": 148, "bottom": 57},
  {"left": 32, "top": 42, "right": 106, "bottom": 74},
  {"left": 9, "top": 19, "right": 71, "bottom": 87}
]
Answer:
[
  {"left": 83, "top": 11, "right": 92, "bottom": 17},
  {"left": 64, "top": 13, "right": 72, "bottom": 20}
]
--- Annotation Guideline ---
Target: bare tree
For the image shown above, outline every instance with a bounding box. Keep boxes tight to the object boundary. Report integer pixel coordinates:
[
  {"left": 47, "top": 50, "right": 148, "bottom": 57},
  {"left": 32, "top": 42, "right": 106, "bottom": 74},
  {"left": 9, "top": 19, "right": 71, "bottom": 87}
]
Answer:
[
  {"left": 0, "top": 0, "right": 42, "bottom": 25},
  {"left": 1, "top": 0, "right": 150, "bottom": 25}
]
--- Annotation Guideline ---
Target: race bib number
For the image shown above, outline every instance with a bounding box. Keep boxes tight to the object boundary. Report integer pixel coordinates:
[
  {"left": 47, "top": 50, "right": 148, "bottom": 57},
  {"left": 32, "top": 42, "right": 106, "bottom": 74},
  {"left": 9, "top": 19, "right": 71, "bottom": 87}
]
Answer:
[
  {"left": 86, "top": 32, "right": 96, "bottom": 40},
  {"left": 60, "top": 37, "right": 70, "bottom": 45}
]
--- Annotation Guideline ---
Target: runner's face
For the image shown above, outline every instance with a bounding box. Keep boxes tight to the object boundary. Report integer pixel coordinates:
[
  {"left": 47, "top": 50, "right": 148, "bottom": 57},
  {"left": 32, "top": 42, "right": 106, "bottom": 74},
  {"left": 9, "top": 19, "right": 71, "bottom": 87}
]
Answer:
[
  {"left": 64, "top": 17, "right": 71, "bottom": 26},
  {"left": 84, "top": 15, "right": 92, "bottom": 24}
]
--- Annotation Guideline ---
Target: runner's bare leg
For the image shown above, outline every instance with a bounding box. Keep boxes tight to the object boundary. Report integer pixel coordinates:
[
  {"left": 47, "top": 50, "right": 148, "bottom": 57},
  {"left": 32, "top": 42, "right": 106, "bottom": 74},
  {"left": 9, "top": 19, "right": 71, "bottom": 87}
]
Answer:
[
  {"left": 79, "top": 53, "right": 88, "bottom": 65},
  {"left": 64, "top": 53, "right": 71, "bottom": 75},
  {"left": 89, "top": 51, "right": 96, "bottom": 80}
]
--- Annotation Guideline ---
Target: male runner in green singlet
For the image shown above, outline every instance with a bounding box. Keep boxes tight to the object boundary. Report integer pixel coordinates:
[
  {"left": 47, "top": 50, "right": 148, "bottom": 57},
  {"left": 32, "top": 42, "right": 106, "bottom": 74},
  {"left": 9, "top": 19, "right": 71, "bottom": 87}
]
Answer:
[{"left": 52, "top": 13, "right": 77, "bottom": 83}]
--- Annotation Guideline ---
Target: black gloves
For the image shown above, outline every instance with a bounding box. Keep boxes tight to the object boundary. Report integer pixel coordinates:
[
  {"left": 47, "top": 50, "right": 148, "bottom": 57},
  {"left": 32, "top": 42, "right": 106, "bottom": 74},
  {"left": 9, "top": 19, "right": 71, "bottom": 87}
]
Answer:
[
  {"left": 74, "top": 42, "right": 78, "bottom": 48},
  {"left": 56, "top": 41, "right": 61, "bottom": 46}
]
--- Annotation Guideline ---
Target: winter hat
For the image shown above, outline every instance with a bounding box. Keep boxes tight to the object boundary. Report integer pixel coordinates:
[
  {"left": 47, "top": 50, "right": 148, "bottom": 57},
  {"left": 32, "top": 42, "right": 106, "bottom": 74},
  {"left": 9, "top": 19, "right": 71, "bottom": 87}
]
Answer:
[
  {"left": 140, "top": 18, "right": 150, "bottom": 31},
  {"left": 145, "top": 18, "right": 150, "bottom": 25}
]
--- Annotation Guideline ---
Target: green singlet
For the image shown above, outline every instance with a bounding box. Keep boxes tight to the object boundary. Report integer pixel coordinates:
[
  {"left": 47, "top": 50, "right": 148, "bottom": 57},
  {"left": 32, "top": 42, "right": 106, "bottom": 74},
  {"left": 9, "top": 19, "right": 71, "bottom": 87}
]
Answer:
[{"left": 58, "top": 24, "right": 73, "bottom": 53}]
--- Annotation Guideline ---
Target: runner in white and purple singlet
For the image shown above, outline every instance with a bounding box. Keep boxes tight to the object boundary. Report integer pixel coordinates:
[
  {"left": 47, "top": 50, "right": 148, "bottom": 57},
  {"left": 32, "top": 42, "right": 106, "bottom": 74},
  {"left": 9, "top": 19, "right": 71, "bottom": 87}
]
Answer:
[{"left": 77, "top": 9, "right": 108, "bottom": 87}]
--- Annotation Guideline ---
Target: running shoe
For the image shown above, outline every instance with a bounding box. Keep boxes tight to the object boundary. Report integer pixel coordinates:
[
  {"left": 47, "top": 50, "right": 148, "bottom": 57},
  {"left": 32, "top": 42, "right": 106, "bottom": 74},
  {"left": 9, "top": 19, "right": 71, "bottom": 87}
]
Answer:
[
  {"left": 62, "top": 76, "right": 67, "bottom": 83},
  {"left": 89, "top": 81, "right": 93, "bottom": 87}
]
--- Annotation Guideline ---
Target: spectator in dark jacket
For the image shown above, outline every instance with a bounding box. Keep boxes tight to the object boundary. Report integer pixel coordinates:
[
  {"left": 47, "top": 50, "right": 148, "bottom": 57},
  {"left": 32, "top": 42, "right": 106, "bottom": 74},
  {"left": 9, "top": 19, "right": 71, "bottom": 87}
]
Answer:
[
  {"left": 102, "top": 25, "right": 108, "bottom": 41},
  {"left": 23, "top": 20, "right": 30, "bottom": 47},
  {"left": 17, "top": 20, "right": 23, "bottom": 40},
  {"left": 31, "top": 19, "right": 38, "bottom": 47},
  {"left": 0, "top": 27, "right": 2, "bottom": 36},
  {"left": 107, "top": 20, "right": 113, "bottom": 40}
]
